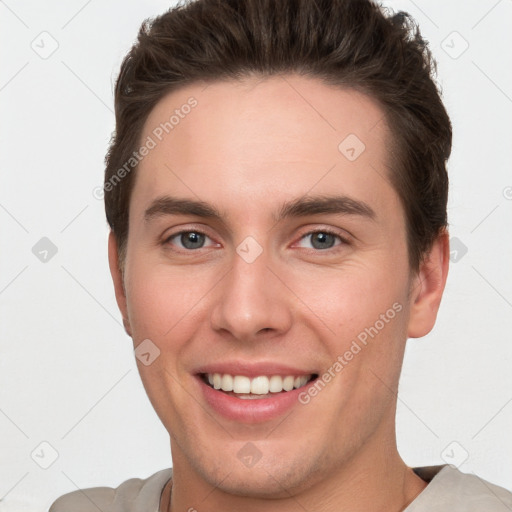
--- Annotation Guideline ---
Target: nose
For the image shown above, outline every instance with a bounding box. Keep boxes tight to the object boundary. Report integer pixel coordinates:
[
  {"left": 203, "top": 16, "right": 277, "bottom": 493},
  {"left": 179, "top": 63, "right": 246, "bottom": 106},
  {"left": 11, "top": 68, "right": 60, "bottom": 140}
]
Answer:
[{"left": 209, "top": 245, "right": 293, "bottom": 343}]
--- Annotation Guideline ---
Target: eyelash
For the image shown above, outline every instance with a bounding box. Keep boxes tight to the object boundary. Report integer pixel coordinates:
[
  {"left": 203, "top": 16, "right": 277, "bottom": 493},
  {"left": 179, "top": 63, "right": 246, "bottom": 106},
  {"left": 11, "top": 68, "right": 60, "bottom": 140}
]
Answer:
[{"left": 162, "top": 227, "right": 350, "bottom": 253}]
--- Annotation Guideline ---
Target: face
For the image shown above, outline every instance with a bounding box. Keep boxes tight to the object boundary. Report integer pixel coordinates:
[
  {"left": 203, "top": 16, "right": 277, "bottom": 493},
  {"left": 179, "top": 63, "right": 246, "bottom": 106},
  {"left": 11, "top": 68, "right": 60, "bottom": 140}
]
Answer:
[{"left": 109, "top": 74, "right": 447, "bottom": 498}]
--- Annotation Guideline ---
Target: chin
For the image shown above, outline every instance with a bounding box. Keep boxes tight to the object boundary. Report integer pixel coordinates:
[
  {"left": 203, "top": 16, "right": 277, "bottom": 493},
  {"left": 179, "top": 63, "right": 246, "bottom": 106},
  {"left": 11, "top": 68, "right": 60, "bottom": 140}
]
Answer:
[
  {"left": 186, "top": 439, "right": 329, "bottom": 499},
  {"left": 203, "top": 462, "right": 315, "bottom": 499}
]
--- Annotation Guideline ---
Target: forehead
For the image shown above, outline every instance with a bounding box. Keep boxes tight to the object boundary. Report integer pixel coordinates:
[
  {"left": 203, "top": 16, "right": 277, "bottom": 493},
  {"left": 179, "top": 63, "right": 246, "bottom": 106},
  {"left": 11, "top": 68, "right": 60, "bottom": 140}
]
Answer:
[{"left": 132, "top": 74, "right": 399, "bottom": 223}]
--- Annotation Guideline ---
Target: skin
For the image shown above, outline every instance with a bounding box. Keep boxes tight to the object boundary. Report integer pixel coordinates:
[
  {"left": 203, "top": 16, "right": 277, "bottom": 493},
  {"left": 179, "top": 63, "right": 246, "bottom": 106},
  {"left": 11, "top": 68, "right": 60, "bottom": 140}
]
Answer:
[{"left": 108, "top": 74, "right": 449, "bottom": 512}]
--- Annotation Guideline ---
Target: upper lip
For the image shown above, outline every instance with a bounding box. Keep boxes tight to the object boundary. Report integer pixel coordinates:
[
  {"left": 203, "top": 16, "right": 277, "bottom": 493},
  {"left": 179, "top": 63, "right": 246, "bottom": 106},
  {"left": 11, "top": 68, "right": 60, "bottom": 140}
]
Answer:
[{"left": 194, "top": 361, "right": 319, "bottom": 378}]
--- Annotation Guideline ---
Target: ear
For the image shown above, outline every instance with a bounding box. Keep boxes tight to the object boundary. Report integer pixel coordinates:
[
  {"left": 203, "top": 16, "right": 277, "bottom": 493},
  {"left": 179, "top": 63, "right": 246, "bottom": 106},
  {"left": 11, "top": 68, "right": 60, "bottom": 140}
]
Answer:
[
  {"left": 108, "top": 231, "right": 132, "bottom": 337},
  {"left": 407, "top": 229, "right": 450, "bottom": 338}
]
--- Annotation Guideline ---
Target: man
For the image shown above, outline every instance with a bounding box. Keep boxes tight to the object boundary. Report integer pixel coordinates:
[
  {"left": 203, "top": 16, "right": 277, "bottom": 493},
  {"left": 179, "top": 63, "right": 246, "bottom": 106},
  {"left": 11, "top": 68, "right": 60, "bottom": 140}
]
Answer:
[{"left": 50, "top": 0, "right": 512, "bottom": 510}]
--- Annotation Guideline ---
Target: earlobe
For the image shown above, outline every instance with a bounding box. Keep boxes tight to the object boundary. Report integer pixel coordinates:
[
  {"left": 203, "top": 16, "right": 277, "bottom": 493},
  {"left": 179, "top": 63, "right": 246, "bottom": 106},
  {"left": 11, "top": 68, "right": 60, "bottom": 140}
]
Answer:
[
  {"left": 407, "top": 229, "right": 450, "bottom": 339},
  {"left": 107, "top": 232, "right": 132, "bottom": 337}
]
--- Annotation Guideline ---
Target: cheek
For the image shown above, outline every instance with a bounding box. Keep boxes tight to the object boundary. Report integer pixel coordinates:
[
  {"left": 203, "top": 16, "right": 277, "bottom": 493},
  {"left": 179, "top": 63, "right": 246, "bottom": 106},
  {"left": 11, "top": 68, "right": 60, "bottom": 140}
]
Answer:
[
  {"left": 291, "top": 262, "right": 410, "bottom": 391},
  {"left": 124, "top": 259, "right": 211, "bottom": 342},
  {"left": 293, "top": 261, "right": 405, "bottom": 333}
]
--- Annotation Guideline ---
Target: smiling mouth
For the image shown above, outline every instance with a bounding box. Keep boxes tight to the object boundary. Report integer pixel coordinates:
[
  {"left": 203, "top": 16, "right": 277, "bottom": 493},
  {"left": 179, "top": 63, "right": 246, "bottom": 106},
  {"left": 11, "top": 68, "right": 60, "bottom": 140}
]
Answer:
[{"left": 200, "top": 372, "right": 318, "bottom": 399}]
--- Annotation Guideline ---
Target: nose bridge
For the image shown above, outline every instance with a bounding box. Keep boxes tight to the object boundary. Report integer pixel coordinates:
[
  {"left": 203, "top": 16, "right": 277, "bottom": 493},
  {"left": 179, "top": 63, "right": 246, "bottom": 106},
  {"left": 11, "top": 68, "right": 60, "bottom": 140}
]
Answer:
[{"left": 210, "top": 239, "right": 291, "bottom": 339}]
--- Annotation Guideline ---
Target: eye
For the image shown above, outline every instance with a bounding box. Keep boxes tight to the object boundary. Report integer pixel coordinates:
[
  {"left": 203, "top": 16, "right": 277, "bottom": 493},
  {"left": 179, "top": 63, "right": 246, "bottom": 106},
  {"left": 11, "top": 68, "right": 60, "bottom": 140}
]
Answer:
[
  {"left": 164, "top": 230, "right": 217, "bottom": 251},
  {"left": 296, "top": 229, "right": 348, "bottom": 251},
  {"left": 163, "top": 228, "right": 348, "bottom": 253}
]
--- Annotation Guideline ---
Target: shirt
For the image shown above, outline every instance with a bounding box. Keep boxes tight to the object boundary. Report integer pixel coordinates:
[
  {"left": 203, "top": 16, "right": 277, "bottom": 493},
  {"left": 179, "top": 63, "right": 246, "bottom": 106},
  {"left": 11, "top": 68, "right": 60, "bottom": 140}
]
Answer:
[{"left": 49, "top": 465, "right": 512, "bottom": 511}]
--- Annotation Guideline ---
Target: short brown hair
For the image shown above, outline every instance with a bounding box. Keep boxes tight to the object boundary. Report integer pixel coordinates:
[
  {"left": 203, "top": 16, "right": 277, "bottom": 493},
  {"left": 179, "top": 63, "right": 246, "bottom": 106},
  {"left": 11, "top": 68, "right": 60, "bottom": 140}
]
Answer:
[{"left": 104, "top": 0, "right": 452, "bottom": 273}]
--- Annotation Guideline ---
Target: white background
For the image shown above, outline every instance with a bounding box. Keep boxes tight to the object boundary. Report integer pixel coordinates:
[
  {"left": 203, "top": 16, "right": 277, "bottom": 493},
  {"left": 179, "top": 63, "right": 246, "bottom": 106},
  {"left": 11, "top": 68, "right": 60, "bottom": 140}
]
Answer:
[{"left": 1, "top": 0, "right": 511, "bottom": 510}]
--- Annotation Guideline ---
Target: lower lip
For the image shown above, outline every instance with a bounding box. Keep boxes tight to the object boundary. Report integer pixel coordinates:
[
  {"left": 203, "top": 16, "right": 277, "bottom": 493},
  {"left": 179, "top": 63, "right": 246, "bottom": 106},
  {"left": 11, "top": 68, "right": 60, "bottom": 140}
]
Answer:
[{"left": 197, "top": 376, "right": 314, "bottom": 423}]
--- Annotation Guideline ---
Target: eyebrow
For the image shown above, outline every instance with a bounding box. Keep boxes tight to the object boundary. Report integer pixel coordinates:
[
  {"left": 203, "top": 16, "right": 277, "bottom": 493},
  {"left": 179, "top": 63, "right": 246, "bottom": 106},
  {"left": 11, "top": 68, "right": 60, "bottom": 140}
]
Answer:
[{"left": 144, "top": 194, "right": 376, "bottom": 224}]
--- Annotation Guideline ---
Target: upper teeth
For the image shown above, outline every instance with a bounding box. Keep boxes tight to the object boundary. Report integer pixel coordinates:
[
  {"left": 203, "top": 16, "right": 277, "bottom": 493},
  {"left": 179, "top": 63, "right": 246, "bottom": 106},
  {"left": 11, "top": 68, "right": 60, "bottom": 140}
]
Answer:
[{"left": 207, "top": 373, "right": 311, "bottom": 394}]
